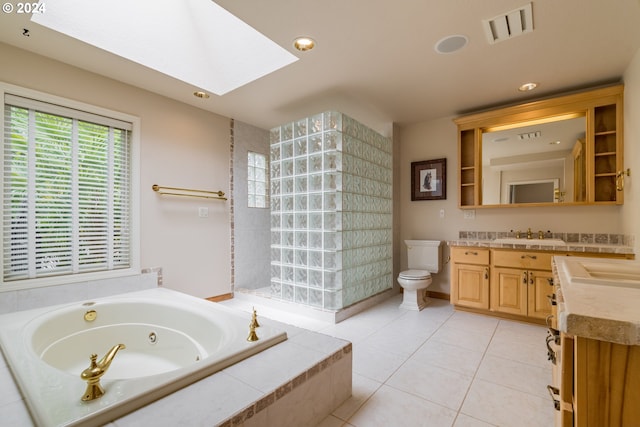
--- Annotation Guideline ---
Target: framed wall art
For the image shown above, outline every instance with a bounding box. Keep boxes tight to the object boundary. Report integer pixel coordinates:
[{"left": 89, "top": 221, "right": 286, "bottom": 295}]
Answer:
[{"left": 411, "top": 158, "right": 446, "bottom": 201}]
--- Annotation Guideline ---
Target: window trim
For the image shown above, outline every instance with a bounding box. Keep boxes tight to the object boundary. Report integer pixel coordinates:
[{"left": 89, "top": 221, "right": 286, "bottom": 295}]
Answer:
[
  {"left": 0, "top": 82, "right": 141, "bottom": 292},
  {"left": 247, "top": 150, "right": 269, "bottom": 209}
]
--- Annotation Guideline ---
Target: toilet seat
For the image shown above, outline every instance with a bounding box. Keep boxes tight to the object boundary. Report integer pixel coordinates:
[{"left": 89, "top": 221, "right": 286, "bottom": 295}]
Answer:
[{"left": 398, "top": 269, "right": 431, "bottom": 280}]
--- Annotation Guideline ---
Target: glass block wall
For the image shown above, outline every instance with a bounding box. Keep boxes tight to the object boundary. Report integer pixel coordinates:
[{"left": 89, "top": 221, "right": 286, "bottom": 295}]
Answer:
[{"left": 270, "top": 111, "right": 393, "bottom": 311}]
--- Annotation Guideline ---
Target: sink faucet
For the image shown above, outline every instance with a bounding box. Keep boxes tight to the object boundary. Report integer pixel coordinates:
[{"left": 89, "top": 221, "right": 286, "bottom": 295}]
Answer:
[
  {"left": 527, "top": 228, "right": 532, "bottom": 239},
  {"left": 80, "top": 343, "right": 126, "bottom": 401}
]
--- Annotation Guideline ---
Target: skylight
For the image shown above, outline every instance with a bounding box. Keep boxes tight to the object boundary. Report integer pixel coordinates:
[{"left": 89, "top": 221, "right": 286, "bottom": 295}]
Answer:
[{"left": 31, "top": 0, "right": 298, "bottom": 95}]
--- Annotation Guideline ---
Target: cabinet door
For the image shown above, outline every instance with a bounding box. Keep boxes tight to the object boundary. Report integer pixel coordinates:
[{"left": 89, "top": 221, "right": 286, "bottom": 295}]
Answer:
[
  {"left": 528, "top": 270, "right": 554, "bottom": 319},
  {"left": 452, "top": 263, "right": 489, "bottom": 309},
  {"left": 491, "top": 267, "right": 527, "bottom": 316},
  {"left": 574, "top": 337, "right": 640, "bottom": 426}
]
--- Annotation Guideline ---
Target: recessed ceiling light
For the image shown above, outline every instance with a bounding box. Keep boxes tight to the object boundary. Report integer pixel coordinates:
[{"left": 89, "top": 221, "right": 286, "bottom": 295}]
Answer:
[
  {"left": 293, "top": 37, "right": 315, "bottom": 52},
  {"left": 434, "top": 35, "right": 468, "bottom": 54},
  {"left": 518, "top": 82, "right": 538, "bottom": 92},
  {"left": 193, "top": 91, "right": 210, "bottom": 99}
]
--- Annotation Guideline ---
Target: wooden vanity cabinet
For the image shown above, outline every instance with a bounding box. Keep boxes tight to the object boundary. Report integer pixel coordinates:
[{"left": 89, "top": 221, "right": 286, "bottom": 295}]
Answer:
[
  {"left": 490, "top": 250, "right": 554, "bottom": 319},
  {"left": 552, "top": 334, "right": 640, "bottom": 427},
  {"left": 450, "top": 247, "right": 489, "bottom": 310},
  {"left": 549, "top": 259, "right": 640, "bottom": 427},
  {"left": 451, "top": 247, "right": 631, "bottom": 323}
]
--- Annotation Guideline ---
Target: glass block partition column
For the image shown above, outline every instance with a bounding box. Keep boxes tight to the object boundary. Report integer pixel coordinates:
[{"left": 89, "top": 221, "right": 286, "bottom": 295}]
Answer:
[{"left": 270, "top": 112, "right": 393, "bottom": 311}]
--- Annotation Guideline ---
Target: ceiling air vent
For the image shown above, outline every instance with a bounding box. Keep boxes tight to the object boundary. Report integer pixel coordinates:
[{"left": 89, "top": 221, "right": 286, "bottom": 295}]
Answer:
[{"left": 483, "top": 3, "right": 533, "bottom": 44}]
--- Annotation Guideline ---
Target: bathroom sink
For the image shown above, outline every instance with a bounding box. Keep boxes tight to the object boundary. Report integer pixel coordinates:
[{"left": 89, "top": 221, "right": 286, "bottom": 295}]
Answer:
[
  {"left": 564, "top": 259, "right": 640, "bottom": 288},
  {"left": 492, "top": 238, "right": 566, "bottom": 246}
]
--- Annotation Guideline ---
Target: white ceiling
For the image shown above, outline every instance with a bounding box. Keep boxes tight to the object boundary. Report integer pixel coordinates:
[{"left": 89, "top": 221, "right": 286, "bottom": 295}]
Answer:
[{"left": 1, "top": 0, "right": 639, "bottom": 134}]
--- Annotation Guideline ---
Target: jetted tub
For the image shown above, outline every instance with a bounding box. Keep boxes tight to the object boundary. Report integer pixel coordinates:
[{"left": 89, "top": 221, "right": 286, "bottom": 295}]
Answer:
[{"left": 0, "top": 287, "right": 287, "bottom": 427}]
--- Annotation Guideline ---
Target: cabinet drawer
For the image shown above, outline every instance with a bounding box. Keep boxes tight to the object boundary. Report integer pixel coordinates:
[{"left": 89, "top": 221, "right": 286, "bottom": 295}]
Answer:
[
  {"left": 492, "top": 250, "right": 553, "bottom": 270},
  {"left": 451, "top": 247, "right": 489, "bottom": 265}
]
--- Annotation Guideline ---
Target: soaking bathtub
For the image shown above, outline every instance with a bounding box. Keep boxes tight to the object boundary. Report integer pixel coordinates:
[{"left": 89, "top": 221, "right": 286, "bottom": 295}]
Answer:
[{"left": 0, "top": 287, "right": 287, "bottom": 427}]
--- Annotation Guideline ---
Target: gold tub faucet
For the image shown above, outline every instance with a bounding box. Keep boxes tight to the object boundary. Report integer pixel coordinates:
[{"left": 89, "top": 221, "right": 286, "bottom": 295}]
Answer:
[
  {"left": 80, "top": 343, "right": 126, "bottom": 401},
  {"left": 247, "top": 307, "right": 260, "bottom": 342}
]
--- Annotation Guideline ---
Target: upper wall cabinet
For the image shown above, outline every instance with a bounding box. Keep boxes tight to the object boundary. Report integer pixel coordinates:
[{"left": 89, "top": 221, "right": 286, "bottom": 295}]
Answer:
[{"left": 454, "top": 85, "right": 625, "bottom": 208}]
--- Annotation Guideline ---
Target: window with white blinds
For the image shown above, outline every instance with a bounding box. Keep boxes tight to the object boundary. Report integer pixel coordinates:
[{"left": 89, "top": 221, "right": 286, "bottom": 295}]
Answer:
[{"left": 3, "top": 94, "right": 133, "bottom": 283}]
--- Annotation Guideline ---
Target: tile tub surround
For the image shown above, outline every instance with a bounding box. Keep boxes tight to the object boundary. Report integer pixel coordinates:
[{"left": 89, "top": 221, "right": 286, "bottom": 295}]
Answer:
[
  {"left": 0, "top": 309, "right": 352, "bottom": 426},
  {"left": 450, "top": 230, "right": 634, "bottom": 254},
  {"left": 228, "top": 293, "right": 555, "bottom": 427},
  {"left": 554, "top": 256, "right": 640, "bottom": 345},
  {"left": 0, "top": 272, "right": 158, "bottom": 315}
]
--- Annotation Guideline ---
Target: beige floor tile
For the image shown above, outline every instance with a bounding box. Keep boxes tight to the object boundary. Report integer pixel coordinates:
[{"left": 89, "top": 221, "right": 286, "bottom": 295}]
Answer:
[
  {"left": 410, "top": 339, "right": 485, "bottom": 377},
  {"left": 445, "top": 311, "right": 500, "bottom": 335},
  {"left": 453, "top": 413, "right": 498, "bottom": 426},
  {"left": 332, "top": 373, "right": 381, "bottom": 421},
  {"left": 430, "top": 323, "right": 494, "bottom": 353},
  {"left": 460, "top": 378, "right": 554, "bottom": 427},
  {"left": 494, "top": 319, "right": 548, "bottom": 343},
  {"left": 317, "top": 414, "right": 352, "bottom": 427},
  {"left": 351, "top": 341, "right": 408, "bottom": 382},
  {"left": 486, "top": 333, "right": 549, "bottom": 368},
  {"left": 360, "top": 323, "right": 432, "bottom": 358},
  {"left": 386, "top": 359, "right": 473, "bottom": 410},
  {"left": 475, "top": 354, "right": 552, "bottom": 399},
  {"left": 348, "top": 384, "right": 457, "bottom": 427}
]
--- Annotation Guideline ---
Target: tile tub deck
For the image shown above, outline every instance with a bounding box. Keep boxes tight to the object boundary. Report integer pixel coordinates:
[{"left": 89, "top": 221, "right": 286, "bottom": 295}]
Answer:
[{"left": 0, "top": 310, "right": 352, "bottom": 427}]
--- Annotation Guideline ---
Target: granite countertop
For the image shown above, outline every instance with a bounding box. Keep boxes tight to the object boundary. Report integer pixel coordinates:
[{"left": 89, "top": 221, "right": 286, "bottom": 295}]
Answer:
[
  {"left": 553, "top": 256, "right": 640, "bottom": 345},
  {"left": 448, "top": 231, "right": 635, "bottom": 255},
  {"left": 448, "top": 239, "right": 635, "bottom": 255}
]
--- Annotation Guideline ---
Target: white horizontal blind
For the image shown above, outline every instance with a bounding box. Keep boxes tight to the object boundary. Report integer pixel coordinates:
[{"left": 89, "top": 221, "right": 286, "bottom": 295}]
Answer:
[{"left": 3, "top": 95, "right": 131, "bottom": 282}]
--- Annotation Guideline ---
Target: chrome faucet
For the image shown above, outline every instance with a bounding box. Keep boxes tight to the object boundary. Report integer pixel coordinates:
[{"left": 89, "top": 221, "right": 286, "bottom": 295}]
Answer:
[{"left": 80, "top": 344, "right": 125, "bottom": 401}]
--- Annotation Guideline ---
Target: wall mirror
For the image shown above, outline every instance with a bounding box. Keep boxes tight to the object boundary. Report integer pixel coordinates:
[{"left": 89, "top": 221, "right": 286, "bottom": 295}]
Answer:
[
  {"left": 481, "top": 115, "right": 586, "bottom": 205},
  {"left": 455, "top": 84, "right": 623, "bottom": 208}
]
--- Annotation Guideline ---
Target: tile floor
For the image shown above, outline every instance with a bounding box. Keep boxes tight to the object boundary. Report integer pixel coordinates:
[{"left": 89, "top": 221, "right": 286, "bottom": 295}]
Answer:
[{"left": 225, "top": 293, "right": 554, "bottom": 427}]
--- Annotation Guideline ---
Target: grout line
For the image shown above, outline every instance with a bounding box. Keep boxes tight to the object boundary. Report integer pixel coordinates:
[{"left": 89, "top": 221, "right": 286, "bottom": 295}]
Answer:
[
  {"left": 449, "top": 316, "right": 500, "bottom": 426},
  {"left": 341, "top": 302, "right": 456, "bottom": 424}
]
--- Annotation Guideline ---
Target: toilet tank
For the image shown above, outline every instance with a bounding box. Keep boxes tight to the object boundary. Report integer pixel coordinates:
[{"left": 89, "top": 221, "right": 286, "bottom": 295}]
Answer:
[{"left": 405, "top": 240, "right": 443, "bottom": 273}]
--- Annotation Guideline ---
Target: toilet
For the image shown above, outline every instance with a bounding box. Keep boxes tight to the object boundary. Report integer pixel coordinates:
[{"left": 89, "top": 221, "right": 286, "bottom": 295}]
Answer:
[{"left": 397, "top": 240, "right": 443, "bottom": 311}]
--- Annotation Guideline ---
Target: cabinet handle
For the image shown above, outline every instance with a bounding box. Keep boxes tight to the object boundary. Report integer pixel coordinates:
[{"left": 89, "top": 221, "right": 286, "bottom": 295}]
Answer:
[
  {"left": 464, "top": 251, "right": 478, "bottom": 256},
  {"left": 484, "top": 267, "right": 489, "bottom": 280},
  {"left": 520, "top": 254, "right": 538, "bottom": 260},
  {"left": 547, "top": 277, "right": 554, "bottom": 286},
  {"left": 547, "top": 294, "right": 557, "bottom": 306},
  {"left": 522, "top": 271, "right": 528, "bottom": 284},
  {"left": 529, "top": 272, "right": 534, "bottom": 285},
  {"left": 546, "top": 334, "right": 558, "bottom": 365},
  {"left": 547, "top": 327, "right": 560, "bottom": 345},
  {"left": 547, "top": 385, "right": 561, "bottom": 410},
  {"left": 616, "top": 168, "right": 630, "bottom": 191},
  {"left": 546, "top": 314, "right": 554, "bottom": 328}
]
